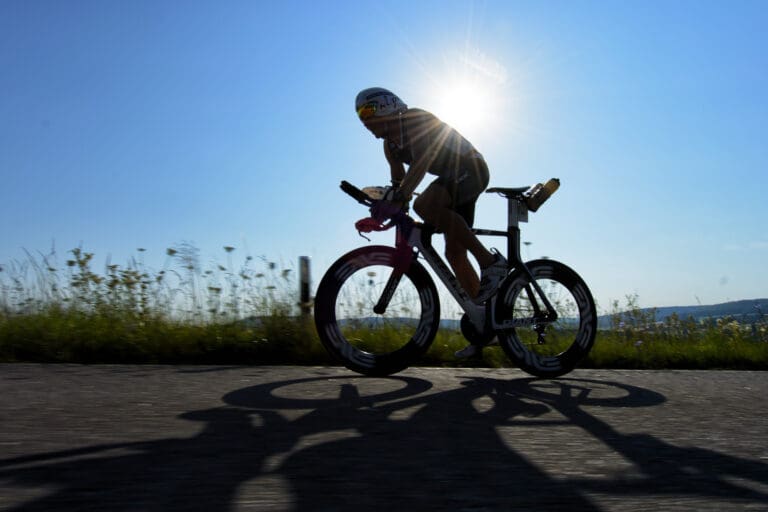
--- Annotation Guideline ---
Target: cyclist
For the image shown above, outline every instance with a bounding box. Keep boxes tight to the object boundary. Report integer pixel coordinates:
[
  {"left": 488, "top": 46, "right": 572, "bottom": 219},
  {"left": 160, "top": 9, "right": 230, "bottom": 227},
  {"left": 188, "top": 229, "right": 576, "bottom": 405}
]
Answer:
[{"left": 355, "top": 87, "right": 507, "bottom": 355}]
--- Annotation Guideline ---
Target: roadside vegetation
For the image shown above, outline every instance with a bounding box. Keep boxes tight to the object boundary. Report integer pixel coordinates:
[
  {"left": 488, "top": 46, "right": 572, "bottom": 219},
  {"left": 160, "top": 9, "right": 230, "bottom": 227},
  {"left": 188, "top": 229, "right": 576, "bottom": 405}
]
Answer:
[{"left": 1, "top": 246, "right": 766, "bottom": 369}]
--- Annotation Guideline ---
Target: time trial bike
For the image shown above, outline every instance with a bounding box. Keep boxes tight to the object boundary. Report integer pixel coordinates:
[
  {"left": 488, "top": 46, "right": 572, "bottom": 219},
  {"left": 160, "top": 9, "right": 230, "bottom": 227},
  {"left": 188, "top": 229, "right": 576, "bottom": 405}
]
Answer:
[{"left": 314, "top": 180, "right": 596, "bottom": 378}]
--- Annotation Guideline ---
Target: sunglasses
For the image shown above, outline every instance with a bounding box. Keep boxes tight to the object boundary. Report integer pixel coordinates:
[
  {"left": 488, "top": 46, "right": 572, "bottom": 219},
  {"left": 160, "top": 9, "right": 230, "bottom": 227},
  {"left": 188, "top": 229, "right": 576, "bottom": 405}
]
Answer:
[{"left": 357, "top": 102, "right": 378, "bottom": 121}]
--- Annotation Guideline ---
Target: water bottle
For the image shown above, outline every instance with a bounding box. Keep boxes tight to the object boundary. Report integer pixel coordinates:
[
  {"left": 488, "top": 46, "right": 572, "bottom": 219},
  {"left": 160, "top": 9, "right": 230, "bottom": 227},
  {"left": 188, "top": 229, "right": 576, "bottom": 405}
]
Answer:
[
  {"left": 526, "top": 178, "right": 560, "bottom": 212},
  {"left": 525, "top": 183, "right": 544, "bottom": 210}
]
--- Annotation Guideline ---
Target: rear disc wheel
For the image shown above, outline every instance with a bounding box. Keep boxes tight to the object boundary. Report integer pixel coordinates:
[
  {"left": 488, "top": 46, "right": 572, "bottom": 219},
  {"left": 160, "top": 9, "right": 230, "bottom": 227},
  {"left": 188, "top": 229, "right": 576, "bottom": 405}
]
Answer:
[{"left": 495, "top": 259, "right": 596, "bottom": 378}]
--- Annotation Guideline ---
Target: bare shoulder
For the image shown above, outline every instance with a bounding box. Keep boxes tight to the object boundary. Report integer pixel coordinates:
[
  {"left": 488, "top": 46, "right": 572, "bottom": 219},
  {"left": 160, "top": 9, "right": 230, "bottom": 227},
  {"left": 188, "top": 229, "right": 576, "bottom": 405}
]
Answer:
[
  {"left": 403, "top": 108, "right": 437, "bottom": 123},
  {"left": 403, "top": 109, "right": 442, "bottom": 138}
]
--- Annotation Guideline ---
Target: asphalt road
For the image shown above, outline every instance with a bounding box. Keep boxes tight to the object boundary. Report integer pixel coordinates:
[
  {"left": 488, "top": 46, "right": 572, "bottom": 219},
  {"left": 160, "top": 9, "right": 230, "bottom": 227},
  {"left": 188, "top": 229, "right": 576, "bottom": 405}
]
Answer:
[{"left": 1, "top": 365, "right": 767, "bottom": 511}]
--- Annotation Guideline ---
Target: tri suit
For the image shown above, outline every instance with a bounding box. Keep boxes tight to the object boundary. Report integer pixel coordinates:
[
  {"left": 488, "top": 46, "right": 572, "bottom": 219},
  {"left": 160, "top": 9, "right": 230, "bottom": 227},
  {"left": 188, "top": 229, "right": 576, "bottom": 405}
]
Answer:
[{"left": 386, "top": 108, "right": 489, "bottom": 227}]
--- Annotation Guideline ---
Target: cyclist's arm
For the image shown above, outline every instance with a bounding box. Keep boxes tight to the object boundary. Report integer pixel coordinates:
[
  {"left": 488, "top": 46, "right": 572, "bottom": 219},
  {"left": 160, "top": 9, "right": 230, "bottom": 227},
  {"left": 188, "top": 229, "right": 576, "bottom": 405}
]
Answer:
[
  {"left": 396, "top": 123, "right": 440, "bottom": 199},
  {"left": 384, "top": 140, "right": 406, "bottom": 186},
  {"left": 398, "top": 160, "right": 428, "bottom": 200}
]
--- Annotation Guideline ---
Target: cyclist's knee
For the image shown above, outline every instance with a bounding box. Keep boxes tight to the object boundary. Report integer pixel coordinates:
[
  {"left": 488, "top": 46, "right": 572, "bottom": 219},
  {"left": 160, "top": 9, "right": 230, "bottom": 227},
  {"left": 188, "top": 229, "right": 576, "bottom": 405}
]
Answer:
[
  {"left": 414, "top": 185, "right": 450, "bottom": 223},
  {"left": 413, "top": 194, "right": 435, "bottom": 223}
]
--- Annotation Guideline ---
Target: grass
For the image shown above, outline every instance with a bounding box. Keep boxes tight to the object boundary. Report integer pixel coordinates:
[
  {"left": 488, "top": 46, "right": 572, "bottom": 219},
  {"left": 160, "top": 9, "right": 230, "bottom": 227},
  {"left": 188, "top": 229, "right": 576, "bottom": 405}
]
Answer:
[
  {"left": 0, "top": 245, "right": 330, "bottom": 365},
  {"left": 587, "top": 318, "right": 768, "bottom": 370},
  {"left": 1, "top": 246, "right": 766, "bottom": 369},
  {"left": 583, "top": 293, "right": 768, "bottom": 370}
]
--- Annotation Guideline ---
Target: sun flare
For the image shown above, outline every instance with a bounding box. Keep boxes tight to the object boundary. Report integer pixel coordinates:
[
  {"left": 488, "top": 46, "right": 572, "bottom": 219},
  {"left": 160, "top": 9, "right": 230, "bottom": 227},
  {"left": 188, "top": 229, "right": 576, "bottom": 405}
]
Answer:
[
  {"left": 425, "top": 50, "right": 508, "bottom": 141},
  {"left": 434, "top": 80, "right": 496, "bottom": 136}
]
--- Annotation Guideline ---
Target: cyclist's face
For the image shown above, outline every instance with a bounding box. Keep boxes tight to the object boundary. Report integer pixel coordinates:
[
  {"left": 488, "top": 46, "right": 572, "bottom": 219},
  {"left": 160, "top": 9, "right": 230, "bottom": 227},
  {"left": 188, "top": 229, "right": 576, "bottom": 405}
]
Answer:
[{"left": 362, "top": 117, "right": 391, "bottom": 140}]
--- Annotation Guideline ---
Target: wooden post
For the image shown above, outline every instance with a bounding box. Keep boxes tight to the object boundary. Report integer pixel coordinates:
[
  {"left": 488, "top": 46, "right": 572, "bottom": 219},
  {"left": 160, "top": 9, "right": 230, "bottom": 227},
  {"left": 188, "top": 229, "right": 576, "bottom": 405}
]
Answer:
[{"left": 299, "top": 256, "right": 312, "bottom": 316}]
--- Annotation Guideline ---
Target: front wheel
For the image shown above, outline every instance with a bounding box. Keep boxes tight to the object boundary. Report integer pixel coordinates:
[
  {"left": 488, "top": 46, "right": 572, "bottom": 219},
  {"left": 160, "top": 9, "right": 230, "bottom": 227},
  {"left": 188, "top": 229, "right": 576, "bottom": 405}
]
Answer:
[
  {"left": 494, "top": 259, "right": 596, "bottom": 378},
  {"left": 314, "top": 246, "right": 440, "bottom": 376}
]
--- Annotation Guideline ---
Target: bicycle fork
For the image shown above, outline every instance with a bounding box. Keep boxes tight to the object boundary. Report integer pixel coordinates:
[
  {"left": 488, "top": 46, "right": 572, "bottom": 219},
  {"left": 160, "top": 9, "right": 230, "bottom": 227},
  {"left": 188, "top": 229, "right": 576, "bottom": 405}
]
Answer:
[{"left": 373, "top": 225, "right": 416, "bottom": 315}]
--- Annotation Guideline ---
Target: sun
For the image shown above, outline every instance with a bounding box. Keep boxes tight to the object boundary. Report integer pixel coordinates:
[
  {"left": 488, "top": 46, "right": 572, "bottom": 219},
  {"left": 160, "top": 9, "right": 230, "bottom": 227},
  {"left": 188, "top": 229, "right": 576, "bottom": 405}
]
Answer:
[
  {"left": 427, "top": 53, "right": 507, "bottom": 140},
  {"left": 409, "top": 47, "right": 510, "bottom": 143},
  {"left": 434, "top": 81, "right": 495, "bottom": 135}
]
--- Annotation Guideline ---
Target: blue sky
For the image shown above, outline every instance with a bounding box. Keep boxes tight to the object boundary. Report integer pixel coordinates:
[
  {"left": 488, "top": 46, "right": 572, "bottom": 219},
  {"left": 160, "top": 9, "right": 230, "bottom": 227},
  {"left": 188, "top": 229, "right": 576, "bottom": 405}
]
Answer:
[{"left": 1, "top": 0, "right": 766, "bottom": 312}]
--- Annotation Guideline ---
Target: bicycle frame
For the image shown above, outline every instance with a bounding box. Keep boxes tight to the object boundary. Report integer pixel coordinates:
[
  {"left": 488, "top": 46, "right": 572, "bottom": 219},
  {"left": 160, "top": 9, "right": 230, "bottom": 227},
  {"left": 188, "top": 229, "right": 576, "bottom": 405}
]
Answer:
[
  {"left": 342, "top": 181, "right": 558, "bottom": 334},
  {"left": 391, "top": 206, "right": 556, "bottom": 335}
]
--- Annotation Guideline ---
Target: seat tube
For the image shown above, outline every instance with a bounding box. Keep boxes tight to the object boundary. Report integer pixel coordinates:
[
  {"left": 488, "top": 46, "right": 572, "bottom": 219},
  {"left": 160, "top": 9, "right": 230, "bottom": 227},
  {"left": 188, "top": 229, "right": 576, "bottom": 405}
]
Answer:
[
  {"left": 505, "top": 198, "right": 556, "bottom": 314},
  {"left": 507, "top": 199, "right": 526, "bottom": 267}
]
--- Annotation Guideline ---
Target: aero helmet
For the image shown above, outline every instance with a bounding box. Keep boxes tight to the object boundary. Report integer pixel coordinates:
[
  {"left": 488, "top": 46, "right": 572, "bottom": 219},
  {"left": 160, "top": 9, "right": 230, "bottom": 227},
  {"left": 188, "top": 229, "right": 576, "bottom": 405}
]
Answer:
[{"left": 355, "top": 87, "right": 407, "bottom": 121}]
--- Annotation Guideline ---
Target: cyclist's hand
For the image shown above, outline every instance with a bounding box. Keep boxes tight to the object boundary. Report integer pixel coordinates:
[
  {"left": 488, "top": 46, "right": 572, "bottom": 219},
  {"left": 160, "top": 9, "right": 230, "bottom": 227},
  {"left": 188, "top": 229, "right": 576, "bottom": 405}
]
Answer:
[
  {"left": 369, "top": 185, "right": 405, "bottom": 221},
  {"left": 382, "top": 186, "right": 398, "bottom": 202},
  {"left": 371, "top": 199, "right": 403, "bottom": 222}
]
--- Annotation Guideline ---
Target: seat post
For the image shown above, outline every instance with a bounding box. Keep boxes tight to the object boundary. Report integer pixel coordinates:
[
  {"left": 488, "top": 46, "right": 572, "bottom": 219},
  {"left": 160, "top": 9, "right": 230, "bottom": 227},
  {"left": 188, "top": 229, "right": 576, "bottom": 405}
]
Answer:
[{"left": 506, "top": 198, "right": 528, "bottom": 266}]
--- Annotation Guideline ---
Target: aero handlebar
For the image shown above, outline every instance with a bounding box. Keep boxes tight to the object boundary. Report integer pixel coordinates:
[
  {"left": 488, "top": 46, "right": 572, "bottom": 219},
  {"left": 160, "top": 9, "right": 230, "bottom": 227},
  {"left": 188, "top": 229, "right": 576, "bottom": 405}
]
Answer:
[{"left": 340, "top": 181, "right": 373, "bottom": 206}]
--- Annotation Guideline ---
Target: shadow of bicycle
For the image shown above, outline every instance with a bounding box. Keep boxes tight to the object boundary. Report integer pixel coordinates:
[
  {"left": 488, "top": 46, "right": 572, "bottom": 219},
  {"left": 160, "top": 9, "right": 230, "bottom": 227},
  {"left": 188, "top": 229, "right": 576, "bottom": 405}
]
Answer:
[{"left": 1, "top": 373, "right": 766, "bottom": 511}]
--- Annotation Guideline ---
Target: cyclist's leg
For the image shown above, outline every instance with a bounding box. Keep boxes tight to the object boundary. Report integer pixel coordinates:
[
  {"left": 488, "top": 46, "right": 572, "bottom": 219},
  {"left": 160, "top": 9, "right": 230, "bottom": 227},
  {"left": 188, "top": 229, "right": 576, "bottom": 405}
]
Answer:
[
  {"left": 413, "top": 180, "right": 493, "bottom": 297},
  {"left": 446, "top": 224, "right": 481, "bottom": 299}
]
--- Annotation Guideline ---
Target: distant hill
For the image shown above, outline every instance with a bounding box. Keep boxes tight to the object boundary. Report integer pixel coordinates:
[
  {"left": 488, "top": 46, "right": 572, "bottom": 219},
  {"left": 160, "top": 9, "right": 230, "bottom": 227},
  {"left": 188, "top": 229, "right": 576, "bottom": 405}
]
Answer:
[
  {"left": 598, "top": 298, "right": 768, "bottom": 328},
  {"left": 246, "top": 299, "right": 767, "bottom": 331},
  {"left": 652, "top": 299, "right": 767, "bottom": 321}
]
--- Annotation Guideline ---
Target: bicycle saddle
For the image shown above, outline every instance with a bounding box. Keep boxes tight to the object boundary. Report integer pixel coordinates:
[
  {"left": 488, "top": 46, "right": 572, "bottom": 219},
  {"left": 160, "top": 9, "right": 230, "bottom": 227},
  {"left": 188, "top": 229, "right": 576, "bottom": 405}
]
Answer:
[{"left": 486, "top": 186, "right": 530, "bottom": 200}]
